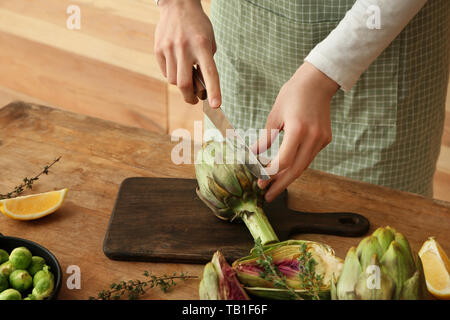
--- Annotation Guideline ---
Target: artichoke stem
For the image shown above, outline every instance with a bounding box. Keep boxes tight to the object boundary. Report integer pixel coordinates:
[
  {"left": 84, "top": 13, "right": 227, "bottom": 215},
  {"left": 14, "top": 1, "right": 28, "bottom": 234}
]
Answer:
[{"left": 236, "top": 202, "right": 279, "bottom": 245}]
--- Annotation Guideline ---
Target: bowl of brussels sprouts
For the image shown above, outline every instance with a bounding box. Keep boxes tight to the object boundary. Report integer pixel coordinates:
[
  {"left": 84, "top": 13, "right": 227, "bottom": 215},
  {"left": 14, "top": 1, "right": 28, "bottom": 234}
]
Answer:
[{"left": 0, "top": 233, "right": 62, "bottom": 300}]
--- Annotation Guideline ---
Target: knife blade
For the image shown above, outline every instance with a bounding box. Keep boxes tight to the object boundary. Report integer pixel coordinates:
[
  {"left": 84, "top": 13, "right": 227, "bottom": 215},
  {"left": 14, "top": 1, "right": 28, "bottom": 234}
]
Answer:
[{"left": 193, "top": 66, "right": 270, "bottom": 180}]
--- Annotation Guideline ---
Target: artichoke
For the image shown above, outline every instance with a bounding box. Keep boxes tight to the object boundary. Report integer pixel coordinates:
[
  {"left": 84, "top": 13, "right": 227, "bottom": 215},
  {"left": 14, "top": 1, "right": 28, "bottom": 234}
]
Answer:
[
  {"left": 199, "top": 251, "right": 250, "bottom": 300},
  {"left": 233, "top": 240, "right": 343, "bottom": 300},
  {"left": 331, "top": 226, "right": 428, "bottom": 300},
  {"left": 195, "top": 140, "right": 279, "bottom": 245}
]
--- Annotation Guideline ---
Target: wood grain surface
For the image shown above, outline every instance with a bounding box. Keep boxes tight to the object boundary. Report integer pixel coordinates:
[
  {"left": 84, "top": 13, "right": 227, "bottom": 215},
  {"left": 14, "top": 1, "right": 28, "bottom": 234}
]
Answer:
[{"left": 0, "top": 101, "right": 448, "bottom": 300}]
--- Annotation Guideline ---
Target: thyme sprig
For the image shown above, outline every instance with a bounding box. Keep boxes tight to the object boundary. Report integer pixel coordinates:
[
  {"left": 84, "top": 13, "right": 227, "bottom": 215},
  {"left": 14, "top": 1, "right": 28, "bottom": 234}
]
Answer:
[
  {"left": 0, "top": 156, "right": 62, "bottom": 200},
  {"left": 253, "top": 238, "right": 302, "bottom": 300},
  {"left": 253, "top": 239, "right": 325, "bottom": 300},
  {"left": 297, "top": 243, "right": 323, "bottom": 300},
  {"left": 89, "top": 271, "right": 198, "bottom": 300}
]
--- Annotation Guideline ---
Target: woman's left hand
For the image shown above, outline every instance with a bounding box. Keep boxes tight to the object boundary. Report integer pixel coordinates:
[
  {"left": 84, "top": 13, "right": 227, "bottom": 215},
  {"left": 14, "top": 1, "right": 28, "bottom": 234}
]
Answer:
[{"left": 254, "top": 62, "right": 339, "bottom": 202}]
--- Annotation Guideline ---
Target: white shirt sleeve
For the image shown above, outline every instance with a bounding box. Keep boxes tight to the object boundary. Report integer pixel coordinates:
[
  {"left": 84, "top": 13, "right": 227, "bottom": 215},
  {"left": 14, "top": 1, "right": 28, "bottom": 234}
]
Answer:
[{"left": 304, "top": 0, "right": 427, "bottom": 92}]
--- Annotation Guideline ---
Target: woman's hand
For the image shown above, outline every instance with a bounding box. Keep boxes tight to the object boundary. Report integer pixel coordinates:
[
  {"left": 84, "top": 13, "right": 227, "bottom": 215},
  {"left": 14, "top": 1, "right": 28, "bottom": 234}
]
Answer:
[
  {"left": 155, "top": 0, "right": 221, "bottom": 108},
  {"left": 254, "top": 62, "right": 339, "bottom": 202}
]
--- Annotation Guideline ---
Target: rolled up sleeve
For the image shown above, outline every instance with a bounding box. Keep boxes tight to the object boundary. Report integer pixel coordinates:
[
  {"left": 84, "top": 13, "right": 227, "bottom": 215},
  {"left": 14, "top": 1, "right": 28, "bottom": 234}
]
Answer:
[{"left": 305, "top": 0, "right": 427, "bottom": 91}]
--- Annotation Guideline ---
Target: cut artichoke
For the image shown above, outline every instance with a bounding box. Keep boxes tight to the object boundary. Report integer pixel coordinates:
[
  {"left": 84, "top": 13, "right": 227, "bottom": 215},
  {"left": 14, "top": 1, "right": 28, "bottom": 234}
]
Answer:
[
  {"left": 331, "top": 226, "right": 429, "bottom": 300},
  {"left": 199, "top": 251, "right": 250, "bottom": 300},
  {"left": 195, "top": 141, "right": 278, "bottom": 245},
  {"left": 232, "top": 240, "right": 343, "bottom": 300},
  {"left": 243, "top": 287, "right": 329, "bottom": 300}
]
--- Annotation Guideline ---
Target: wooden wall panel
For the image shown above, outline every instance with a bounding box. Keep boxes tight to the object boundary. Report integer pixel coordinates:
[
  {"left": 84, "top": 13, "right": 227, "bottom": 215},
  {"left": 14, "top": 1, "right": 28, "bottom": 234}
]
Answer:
[
  {"left": 0, "top": 31, "right": 166, "bottom": 132},
  {"left": 0, "top": 1, "right": 166, "bottom": 132},
  {"left": 168, "top": 85, "right": 204, "bottom": 143}
]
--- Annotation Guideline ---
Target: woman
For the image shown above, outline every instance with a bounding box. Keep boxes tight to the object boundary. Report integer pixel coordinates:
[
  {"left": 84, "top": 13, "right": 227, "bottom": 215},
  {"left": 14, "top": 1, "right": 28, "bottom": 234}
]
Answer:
[{"left": 154, "top": 0, "right": 449, "bottom": 202}]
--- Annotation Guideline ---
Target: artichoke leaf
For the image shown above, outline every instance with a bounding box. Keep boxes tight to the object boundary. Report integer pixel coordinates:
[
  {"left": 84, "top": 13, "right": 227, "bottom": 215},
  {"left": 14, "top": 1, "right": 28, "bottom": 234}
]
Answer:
[
  {"left": 335, "top": 247, "right": 360, "bottom": 300},
  {"left": 199, "top": 262, "right": 220, "bottom": 300},
  {"left": 354, "top": 254, "right": 395, "bottom": 300},
  {"left": 380, "top": 241, "right": 416, "bottom": 299},
  {"left": 212, "top": 164, "right": 243, "bottom": 197},
  {"left": 373, "top": 226, "right": 395, "bottom": 252},
  {"left": 244, "top": 286, "right": 330, "bottom": 300}
]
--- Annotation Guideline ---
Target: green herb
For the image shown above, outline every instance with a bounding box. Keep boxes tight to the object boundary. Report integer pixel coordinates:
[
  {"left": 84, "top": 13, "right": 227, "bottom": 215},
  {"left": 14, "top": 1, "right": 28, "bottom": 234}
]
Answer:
[
  {"left": 0, "top": 156, "right": 62, "bottom": 200},
  {"left": 89, "top": 271, "right": 197, "bottom": 300},
  {"left": 297, "top": 243, "right": 323, "bottom": 300},
  {"left": 253, "top": 238, "right": 302, "bottom": 300}
]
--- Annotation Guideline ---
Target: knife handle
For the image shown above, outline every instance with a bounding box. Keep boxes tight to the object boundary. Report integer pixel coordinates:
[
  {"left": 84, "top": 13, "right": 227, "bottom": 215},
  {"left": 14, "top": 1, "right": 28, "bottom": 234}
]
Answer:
[{"left": 192, "top": 66, "right": 207, "bottom": 100}]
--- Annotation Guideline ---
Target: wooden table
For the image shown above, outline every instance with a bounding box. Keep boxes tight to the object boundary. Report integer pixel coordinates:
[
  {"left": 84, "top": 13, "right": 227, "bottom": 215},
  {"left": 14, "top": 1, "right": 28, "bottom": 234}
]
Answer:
[{"left": 0, "top": 101, "right": 449, "bottom": 300}]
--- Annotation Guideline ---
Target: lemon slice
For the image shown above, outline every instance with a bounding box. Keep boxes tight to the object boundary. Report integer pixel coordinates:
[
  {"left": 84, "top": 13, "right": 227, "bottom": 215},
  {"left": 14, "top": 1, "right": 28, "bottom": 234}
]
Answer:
[
  {"left": 0, "top": 189, "right": 68, "bottom": 220},
  {"left": 419, "top": 237, "right": 450, "bottom": 300}
]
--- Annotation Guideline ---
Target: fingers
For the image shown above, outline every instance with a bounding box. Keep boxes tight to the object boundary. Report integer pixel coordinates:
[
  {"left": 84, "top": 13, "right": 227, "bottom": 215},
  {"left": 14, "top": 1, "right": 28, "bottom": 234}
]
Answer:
[
  {"left": 252, "top": 113, "right": 282, "bottom": 190},
  {"left": 176, "top": 49, "right": 198, "bottom": 104},
  {"left": 257, "top": 126, "right": 301, "bottom": 190},
  {"left": 211, "top": 31, "right": 217, "bottom": 55},
  {"left": 165, "top": 48, "right": 177, "bottom": 85},
  {"left": 310, "top": 138, "right": 326, "bottom": 164},
  {"left": 196, "top": 48, "right": 221, "bottom": 108},
  {"left": 251, "top": 112, "right": 281, "bottom": 155},
  {"left": 155, "top": 50, "right": 167, "bottom": 78},
  {"left": 264, "top": 136, "right": 316, "bottom": 203},
  {"left": 264, "top": 123, "right": 303, "bottom": 176},
  {"left": 154, "top": 21, "right": 219, "bottom": 105},
  {"left": 158, "top": 39, "right": 220, "bottom": 107},
  {"left": 262, "top": 126, "right": 331, "bottom": 203},
  {"left": 258, "top": 177, "right": 272, "bottom": 190}
]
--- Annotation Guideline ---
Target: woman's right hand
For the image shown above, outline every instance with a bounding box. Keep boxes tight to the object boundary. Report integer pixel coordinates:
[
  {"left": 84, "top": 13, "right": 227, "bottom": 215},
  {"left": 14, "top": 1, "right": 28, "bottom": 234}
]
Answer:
[{"left": 155, "top": 0, "right": 221, "bottom": 108}]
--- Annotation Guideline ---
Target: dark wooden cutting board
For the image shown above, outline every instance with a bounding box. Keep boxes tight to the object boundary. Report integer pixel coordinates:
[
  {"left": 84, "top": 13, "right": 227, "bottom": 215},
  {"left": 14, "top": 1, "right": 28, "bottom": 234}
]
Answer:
[{"left": 103, "top": 177, "right": 370, "bottom": 264}]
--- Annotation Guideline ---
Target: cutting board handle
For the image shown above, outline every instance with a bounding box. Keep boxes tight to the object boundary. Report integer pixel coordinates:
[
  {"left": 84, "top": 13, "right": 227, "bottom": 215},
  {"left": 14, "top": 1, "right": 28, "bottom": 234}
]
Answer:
[
  {"left": 264, "top": 190, "right": 370, "bottom": 238},
  {"left": 285, "top": 210, "right": 370, "bottom": 237}
]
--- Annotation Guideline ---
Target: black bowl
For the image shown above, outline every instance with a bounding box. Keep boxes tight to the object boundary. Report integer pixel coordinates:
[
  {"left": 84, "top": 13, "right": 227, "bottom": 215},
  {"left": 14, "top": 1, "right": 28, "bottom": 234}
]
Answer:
[{"left": 0, "top": 233, "right": 62, "bottom": 300}]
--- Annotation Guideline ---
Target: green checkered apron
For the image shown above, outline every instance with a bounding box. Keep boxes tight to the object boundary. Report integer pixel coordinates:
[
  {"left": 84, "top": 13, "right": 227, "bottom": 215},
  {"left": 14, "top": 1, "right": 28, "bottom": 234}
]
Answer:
[{"left": 207, "top": 0, "right": 449, "bottom": 196}]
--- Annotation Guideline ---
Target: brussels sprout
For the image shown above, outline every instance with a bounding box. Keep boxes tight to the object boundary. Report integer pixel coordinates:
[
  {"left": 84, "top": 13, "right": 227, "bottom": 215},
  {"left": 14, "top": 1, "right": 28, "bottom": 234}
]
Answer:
[
  {"left": 32, "top": 277, "right": 54, "bottom": 300},
  {"left": 33, "top": 265, "right": 52, "bottom": 286},
  {"left": 0, "top": 288, "right": 21, "bottom": 300},
  {"left": 28, "top": 256, "right": 46, "bottom": 276},
  {"left": 9, "top": 247, "right": 32, "bottom": 269},
  {"left": 9, "top": 270, "right": 32, "bottom": 292},
  {"left": 24, "top": 293, "right": 38, "bottom": 300},
  {"left": 32, "top": 265, "right": 54, "bottom": 299},
  {"left": 0, "top": 261, "right": 15, "bottom": 278},
  {"left": 0, "top": 249, "right": 8, "bottom": 264},
  {"left": 0, "top": 273, "right": 8, "bottom": 292}
]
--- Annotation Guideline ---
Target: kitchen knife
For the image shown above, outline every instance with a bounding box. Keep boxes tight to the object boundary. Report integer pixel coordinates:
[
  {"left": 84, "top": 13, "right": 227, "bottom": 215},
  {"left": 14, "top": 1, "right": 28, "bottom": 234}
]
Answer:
[{"left": 192, "top": 66, "right": 270, "bottom": 180}]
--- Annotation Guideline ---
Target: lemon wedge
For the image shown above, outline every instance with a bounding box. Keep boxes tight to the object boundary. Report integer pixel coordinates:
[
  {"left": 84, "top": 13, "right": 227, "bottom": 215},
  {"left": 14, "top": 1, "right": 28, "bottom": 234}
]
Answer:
[
  {"left": 419, "top": 237, "right": 450, "bottom": 300},
  {"left": 0, "top": 189, "right": 68, "bottom": 220}
]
